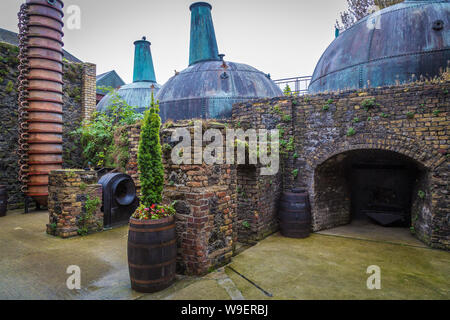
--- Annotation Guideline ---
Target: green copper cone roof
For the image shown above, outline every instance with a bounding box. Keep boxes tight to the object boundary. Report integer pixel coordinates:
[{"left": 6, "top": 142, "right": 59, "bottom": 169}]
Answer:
[
  {"left": 133, "top": 37, "right": 157, "bottom": 83},
  {"left": 189, "top": 2, "right": 220, "bottom": 66},
  {"left": 97, "top": 37, "right": 161, "bottom": 114},
  {"left": 156, "top": 1, "right": 282, "bottom": 122}
]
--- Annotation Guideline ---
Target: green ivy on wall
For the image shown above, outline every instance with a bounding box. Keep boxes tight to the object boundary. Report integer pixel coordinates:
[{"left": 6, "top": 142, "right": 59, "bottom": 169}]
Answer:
[{"left": 73, "top": 87, "right": 143, "bottom": 170}]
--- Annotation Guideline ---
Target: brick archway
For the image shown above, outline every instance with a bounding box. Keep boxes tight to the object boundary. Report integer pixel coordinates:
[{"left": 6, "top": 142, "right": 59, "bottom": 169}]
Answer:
[
  {"left": 307, "top": 134, "right": 447, "bottom": 249},
  {"left": 310, "top": 133, "right": 444, "bottom": 171}
]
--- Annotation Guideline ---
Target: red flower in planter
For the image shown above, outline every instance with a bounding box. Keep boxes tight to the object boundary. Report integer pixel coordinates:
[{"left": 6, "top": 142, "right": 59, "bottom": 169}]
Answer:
[{"left": 132, "top": 203, "right": 176, "bottom": 221}]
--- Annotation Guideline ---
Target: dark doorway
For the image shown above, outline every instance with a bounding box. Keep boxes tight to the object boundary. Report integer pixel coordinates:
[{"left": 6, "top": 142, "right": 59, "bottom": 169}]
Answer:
[
  {"left": 350, "top": 157, "right": 418, "bottom": 227},
  {"left": 314, "top": 149, "right": 425, "bottom": 229}
]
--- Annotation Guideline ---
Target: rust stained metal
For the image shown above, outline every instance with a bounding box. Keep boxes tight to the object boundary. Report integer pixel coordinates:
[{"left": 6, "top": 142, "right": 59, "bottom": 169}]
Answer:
[{"left": 17, "top": 0, "right": 65, "bottom": 206}]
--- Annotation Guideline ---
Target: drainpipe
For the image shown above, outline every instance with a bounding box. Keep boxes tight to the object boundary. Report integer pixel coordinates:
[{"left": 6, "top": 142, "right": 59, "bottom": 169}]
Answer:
[{"left": 189, "top": 2, "right": 220, "bottom": 66}]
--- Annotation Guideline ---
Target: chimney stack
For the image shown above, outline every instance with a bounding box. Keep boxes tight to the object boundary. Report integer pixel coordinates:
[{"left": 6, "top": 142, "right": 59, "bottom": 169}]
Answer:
[
  {"left": 189, "top": 2, "right": 220, "bottom": 66},
  {"left": 133, "top": 37, "right": 157, "bottom": 83}
]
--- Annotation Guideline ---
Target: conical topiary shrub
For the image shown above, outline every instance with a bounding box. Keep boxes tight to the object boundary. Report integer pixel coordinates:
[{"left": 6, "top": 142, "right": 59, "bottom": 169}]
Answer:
[
  {"left": 128, "top": 93, "right": 176, "bottom": 294},
  {"left": 137, "top": 93, "right": 164, "bottom": 207}
]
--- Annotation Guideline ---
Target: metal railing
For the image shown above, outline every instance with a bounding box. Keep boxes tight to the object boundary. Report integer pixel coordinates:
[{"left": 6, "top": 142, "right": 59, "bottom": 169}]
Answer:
[{"left": 273, "top": 76, "right": 312, "bottom": 96}]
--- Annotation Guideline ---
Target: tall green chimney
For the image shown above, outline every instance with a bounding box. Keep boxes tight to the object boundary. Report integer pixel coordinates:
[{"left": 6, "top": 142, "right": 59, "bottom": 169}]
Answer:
[
  {"left": 189, "top": 2, "right": 220, "bottom": 66},
  {"left": 133, "top": 37, "right": 157, "bottom": 83}
]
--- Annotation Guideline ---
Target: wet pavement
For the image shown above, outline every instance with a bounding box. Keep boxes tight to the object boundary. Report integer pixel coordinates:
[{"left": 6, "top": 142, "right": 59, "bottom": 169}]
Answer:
[{"left": 0, "top": 211, "right": 448, "bottom": 300}]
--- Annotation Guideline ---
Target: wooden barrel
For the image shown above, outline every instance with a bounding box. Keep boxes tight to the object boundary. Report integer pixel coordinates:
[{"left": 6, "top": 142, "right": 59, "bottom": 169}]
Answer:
[
  {"left": 0, "top": 186, "right": 7, "bottom": 217},
  {"left": 279, "top": 188, "right": 311, "bottom": 238},
  {"left": 127, "top": 216, "right": 177, "bottom": 293}
]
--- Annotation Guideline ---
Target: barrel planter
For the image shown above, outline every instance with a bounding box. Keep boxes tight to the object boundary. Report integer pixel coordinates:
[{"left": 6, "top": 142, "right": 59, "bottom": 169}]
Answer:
[
  {"left": 279, "top": 188, "right": 311, "bottom": 239},
  {"left": 0, "top": 186, "right": 7, "bottom": 217},
  {"left": 127, "top": 216, "right": 177, "bottom": 293}
]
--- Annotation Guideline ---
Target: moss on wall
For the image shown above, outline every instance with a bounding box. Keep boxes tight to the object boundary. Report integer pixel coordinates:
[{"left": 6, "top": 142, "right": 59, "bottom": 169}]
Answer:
[{"left": 0, "top": 42, "right": 84, "bottom": 209}]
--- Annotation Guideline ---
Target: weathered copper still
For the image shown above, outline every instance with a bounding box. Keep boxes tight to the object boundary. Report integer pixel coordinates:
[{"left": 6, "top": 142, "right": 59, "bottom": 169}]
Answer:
[{"left": 18, "top": 0, "right": 65, "bottom": 206}]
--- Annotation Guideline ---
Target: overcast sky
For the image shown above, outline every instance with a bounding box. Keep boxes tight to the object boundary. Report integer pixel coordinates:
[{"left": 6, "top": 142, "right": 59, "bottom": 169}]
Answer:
[{"left": 1, "top": 0, "right": 348, "bottom": 84}]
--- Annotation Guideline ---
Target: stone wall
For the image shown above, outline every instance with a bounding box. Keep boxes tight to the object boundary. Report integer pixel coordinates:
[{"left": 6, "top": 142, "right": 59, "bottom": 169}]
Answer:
[
  {"left": 312, "top": 153, "right": 351, "bottom": 230},
  {"left": 161, "top": 122, "right": 236, "bottom": 275},
  {"left": 235, "top": 164, "right": 281, "bottom": 242},
  {"left": 126, "top": 121, "right": 237, "bottom": 275},
  {"left": 62, "top": 61, "right": 84, "bottom": 169},
  {"left": 232, "top": 100, "right": 290, "bottom": 242},
  {"left": 0, "top": 42, "right": 21, "bottom": 209},
  {"left": 47, "top": 170, "right": 103, "bottom": 238},
  {"left": 124, "top": 80, "right": 449, "bottom": 268},
  {"left": 125, "top": 117, "right": 289, "bottom": 273},
  {"left": 0, "top": 41, "right": 96, "bottom": 209},
  {"left": 233, "top": 80, "right": 449, "bottom": 250}
]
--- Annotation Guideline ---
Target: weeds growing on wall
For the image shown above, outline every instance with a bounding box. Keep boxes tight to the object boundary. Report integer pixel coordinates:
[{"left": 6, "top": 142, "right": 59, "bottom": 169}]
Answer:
[
  {"left": 77, "top": 195, "right": 101, "bottom": 236},
  {"left": 283, "top": 84, "right": 292, "bottom": 96},
  {"left": 73, "top": 87, "right": 143, "bottom": 170}
]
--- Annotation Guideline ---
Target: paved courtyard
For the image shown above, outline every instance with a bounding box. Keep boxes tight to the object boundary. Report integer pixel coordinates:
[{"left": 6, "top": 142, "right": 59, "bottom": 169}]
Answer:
[{"left": 0, "top": 211, "right": 448, "bottom": 300}]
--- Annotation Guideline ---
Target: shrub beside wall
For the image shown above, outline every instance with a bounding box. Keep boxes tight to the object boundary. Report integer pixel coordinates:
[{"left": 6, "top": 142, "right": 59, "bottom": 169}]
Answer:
[{"left": 121, "top": 80, "right": 448, "bottom": 272}]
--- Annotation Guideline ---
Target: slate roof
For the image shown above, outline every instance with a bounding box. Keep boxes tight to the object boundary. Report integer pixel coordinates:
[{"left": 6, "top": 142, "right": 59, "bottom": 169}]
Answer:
[
  {"left": 0, "top": 27, "right": 82, "bottom": 63},
  {"left": 96, "top": 70, "right": 126, "bottom": 94}
]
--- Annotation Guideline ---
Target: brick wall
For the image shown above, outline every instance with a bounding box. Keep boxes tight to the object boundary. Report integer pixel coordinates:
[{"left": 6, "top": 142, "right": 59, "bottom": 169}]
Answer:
[
  {"left": 161, "top": 122, "right": 236, "bottom": 275},
  {"left": 125, "top": 118, "right": 290, "bottom": 273},
  {"left": 125, "top": 123, "right": 142, "bottom": 196},
  {"left": 126, "top": 121, "right": 237, "bottom": 275},
  {"left": 233, "top": 80, "right": 449, "bottom": 250},
  {"left": 81, "top": 63, "right": 97, "bottom": 122},
  {"left": 124, "top": 80, "right": 448, "bottom": 260},
  {"left": 47, "top": 170, "right": 103, "bottom": 238},
  {"left": 235, "top": 164, "right": 281, "bottom": 242},
  {"left": 232, "top": 100, "right": 292, "bottom": 242}
]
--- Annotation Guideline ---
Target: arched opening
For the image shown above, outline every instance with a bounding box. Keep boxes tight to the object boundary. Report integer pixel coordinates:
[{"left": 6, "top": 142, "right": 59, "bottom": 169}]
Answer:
[{"left": 313, "top": 149, "right": 429, "bottom": 231}]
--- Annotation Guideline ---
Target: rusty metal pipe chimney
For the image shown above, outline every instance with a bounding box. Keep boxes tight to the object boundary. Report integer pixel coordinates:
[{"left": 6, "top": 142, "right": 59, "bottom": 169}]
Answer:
[{"left": 18, "top": 0, "right": 65, "bottom": 207}]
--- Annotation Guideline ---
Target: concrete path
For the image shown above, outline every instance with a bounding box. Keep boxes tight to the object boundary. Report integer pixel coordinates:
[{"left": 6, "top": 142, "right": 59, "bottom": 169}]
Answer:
[
  {"left": 226, "top": 233, "right": 449, "bottom": 300},
  {"left": 317, "top": 218, "right": 428, "bottom": 248},
  {"left": 0, "top": 211, "right": 448, "bottom": 300}
]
